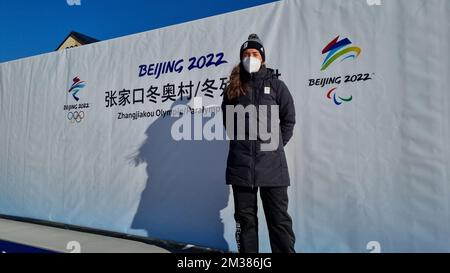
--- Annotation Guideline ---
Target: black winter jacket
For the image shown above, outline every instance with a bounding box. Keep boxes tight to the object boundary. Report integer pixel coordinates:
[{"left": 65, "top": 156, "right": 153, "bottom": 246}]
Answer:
[{"left": 221, "top": 65, "right": 296, "bottom": 187}]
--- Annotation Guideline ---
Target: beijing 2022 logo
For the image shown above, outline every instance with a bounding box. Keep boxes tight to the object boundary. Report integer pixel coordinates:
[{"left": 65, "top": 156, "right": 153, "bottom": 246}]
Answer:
[
  {"left": 308, "top": 35, "right": 375, "bottom": 106},
  {"left": 63, "top": 76, "right": 90, "bottom": 124}
]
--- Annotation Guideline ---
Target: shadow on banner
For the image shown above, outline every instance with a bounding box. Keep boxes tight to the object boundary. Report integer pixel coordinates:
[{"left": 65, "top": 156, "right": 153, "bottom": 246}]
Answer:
[{"left": 131, "top": 98, "right": 230, "bottom": 250}]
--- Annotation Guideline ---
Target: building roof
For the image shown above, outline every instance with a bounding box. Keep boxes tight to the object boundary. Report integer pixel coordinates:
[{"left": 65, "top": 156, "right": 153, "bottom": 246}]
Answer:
[{"left": 55, "top": 31, "right": 99, "bottom": 51}]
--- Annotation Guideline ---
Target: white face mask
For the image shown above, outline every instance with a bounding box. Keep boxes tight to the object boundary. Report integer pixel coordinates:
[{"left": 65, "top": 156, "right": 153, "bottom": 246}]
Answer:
[{"left": 242, "top": 56, "right": 262, "bottom": 73}]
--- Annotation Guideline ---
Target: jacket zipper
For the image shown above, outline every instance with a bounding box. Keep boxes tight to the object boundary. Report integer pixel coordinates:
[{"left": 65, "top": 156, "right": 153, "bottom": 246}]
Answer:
[{"left": 251, "top": 73, "right": 256, "bottom": 189}]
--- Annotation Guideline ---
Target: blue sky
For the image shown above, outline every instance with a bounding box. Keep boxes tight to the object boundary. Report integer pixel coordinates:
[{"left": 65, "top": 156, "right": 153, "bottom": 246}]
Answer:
[{"left": 0, "top": 0, "right": 278, "bottom": 63}]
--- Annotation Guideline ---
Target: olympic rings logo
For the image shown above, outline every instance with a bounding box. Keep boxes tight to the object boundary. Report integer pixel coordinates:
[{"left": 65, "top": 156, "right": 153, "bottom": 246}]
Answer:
[{"left": 67, "top": 111, "right": 85, "bottom": 123}]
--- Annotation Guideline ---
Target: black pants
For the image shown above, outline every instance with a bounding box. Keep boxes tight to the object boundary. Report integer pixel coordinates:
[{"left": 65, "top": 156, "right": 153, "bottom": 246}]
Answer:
[{"left": 232, "top": 185, "right": 296, "bottom": 253}]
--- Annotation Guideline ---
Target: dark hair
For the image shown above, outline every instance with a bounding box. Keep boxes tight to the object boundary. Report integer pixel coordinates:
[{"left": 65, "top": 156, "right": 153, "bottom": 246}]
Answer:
[{"left": 225, "top": 63, "right": 251, "bottom": 100}]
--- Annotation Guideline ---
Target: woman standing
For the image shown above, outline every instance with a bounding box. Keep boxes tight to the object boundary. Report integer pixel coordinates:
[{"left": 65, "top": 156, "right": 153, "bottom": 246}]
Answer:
[{"left": 221, "top": 34, "right": 296, "bottom": 253}]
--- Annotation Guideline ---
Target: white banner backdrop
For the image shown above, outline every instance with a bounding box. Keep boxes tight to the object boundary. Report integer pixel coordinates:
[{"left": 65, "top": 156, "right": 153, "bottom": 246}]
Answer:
[{"left": 1, "top": 0, "right": 450, "bottom": 252}]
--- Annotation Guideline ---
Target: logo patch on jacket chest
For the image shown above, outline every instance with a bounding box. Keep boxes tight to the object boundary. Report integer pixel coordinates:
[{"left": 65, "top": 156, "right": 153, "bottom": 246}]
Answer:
[{"left": 264, "top": 86, "right": 271, "bottom": 94}]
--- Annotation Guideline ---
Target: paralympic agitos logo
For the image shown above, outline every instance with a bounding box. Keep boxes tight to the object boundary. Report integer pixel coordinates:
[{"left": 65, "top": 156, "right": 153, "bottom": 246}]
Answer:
[
  {"left": 63, "top": 76, "right": 90, "bottom": 124},
  {"left": 308, "top": 35, "right": 374, "bottom": 105}
]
